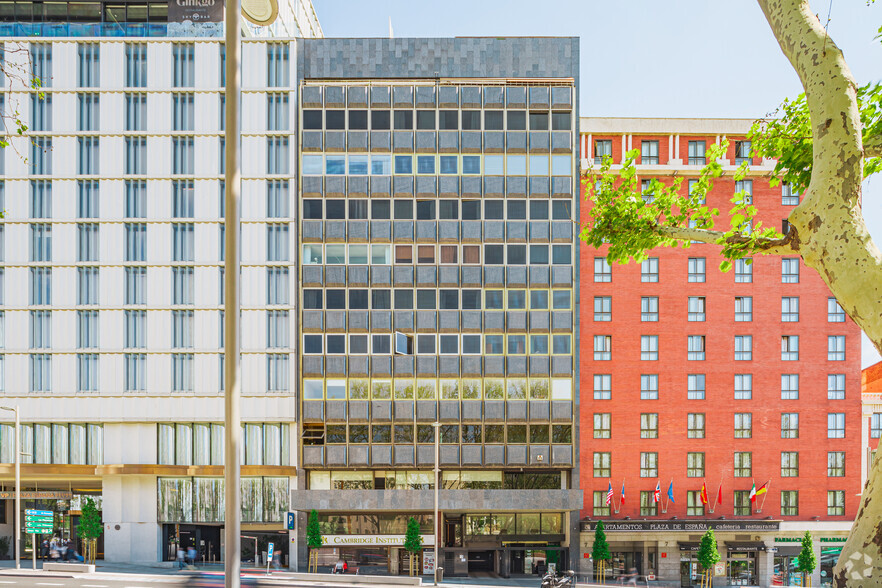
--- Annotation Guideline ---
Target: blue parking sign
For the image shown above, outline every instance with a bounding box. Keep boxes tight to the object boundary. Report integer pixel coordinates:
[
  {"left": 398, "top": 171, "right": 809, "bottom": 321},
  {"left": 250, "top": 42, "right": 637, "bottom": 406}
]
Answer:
[
  {"left": 286, "top": 512, "right": 295, "bottom": 530},
  {"left": 268, "top": 543, "right": 274, "bottom": 559}
]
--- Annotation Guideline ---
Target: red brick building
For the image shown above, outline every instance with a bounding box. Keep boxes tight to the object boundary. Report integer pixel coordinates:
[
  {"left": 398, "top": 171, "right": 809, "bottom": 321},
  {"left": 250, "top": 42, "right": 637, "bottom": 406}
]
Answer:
[
  {"left": 861, "top": 361, "right": 882, "bottom": 482},
  {"left": 577, "top": 118, "right": 862, "bottom": 587}
]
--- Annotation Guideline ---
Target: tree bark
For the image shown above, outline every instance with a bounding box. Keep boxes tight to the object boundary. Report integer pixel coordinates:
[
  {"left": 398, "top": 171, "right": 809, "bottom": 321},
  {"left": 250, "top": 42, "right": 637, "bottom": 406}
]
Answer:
[{"left": 755, "top": 1, "right": 882, "bottom": 585}]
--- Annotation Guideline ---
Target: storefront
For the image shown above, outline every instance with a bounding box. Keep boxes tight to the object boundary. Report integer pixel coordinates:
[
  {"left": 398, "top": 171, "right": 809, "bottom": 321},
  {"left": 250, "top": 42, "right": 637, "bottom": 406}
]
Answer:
[
  {"left": 311, "top": 533, "right": 436, "bottom": 575},
  {"left": 773, "top": 537, "right": 847, "bottom": 587}
]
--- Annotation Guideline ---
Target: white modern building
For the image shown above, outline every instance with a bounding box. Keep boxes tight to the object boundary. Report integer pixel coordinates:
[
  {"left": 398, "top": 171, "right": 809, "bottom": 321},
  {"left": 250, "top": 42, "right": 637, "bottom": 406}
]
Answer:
[{"left": 0, "top": 0, "right": 321, "bottom": 564}]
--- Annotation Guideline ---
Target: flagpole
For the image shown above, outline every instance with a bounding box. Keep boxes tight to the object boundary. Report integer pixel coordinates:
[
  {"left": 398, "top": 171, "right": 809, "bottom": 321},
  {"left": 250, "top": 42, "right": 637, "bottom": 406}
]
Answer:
[
  {"left": 619, "top": 478, "right": 625, "bottom": 513},
  {"left": 759, "top": 479, "right": 771, "bottom": 513}
]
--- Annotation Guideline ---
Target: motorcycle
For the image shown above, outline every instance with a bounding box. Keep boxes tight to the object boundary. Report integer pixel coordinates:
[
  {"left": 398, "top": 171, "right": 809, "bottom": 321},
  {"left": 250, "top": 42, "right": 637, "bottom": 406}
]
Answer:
[{"left": 541, "top": 569, "right": 575, "bottom": 588}]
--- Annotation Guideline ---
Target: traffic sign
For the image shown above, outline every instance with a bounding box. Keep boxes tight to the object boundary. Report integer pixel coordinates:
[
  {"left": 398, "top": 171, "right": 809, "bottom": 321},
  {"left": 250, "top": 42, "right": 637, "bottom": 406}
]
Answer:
[
  {"left": 286, "top": 512, "right": 295, "bottom": 530},
  {"left": 267, "top": 543, "right": 274, "bottom": 559},
  {"left": 25, "top": 510, "right": 52, "bottom": 517},
  {"left": 25, "top": 509, "right": 54, "bottom": 534}
]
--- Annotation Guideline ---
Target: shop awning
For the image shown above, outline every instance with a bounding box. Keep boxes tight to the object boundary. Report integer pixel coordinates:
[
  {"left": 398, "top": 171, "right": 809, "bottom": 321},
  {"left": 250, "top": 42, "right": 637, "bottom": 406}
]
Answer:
[{"left": 678, "top": 542, "right": 699, "bottom": 551}]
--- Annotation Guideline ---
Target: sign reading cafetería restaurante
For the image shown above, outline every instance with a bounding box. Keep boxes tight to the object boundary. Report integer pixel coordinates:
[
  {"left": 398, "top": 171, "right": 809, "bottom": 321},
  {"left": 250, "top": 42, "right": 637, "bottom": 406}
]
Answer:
[
  {"left": 579, "top": 520, "right": 781, "bottom": 532},
  {"left": 168, "top": 0, "right": 223, "bottom": 23}
]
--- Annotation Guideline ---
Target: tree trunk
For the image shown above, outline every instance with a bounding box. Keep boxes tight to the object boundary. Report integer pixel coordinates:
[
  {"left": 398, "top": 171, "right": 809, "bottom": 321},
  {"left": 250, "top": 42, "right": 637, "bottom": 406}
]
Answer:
[{"left": 754, "top": 1, "right": 882, "bottom": 583}]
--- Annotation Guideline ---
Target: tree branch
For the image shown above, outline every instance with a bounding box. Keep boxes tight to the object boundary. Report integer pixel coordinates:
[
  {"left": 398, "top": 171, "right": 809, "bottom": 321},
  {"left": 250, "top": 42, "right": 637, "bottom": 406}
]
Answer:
[{"left": 654, "top": 225, "right": 796, "bottom": 255}]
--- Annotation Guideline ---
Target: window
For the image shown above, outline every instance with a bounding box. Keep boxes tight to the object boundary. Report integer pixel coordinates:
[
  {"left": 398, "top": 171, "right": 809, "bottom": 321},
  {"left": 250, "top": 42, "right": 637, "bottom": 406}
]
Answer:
[
  {"left": 77, "top": 93, "right": 99, "bottom": 131},
  {"left": 594, "top": 257, "right": 611, "bottom": 282},
  {"left": 77, "top": 353, "right": 99, "bottom": 392},
  {"left": 640, "top": 452, "right": 658, "bottom": 477},
  {"left": 594, "top": 296, "right": 611, "bottom": 321},
  {"left": 639, "top": 491, "right": 657, "bottom": 516},
  {"left": 267, "top": 93, "right": 289, "bottom": 131},
  {"left": 30, "top": 224, "right": 52, "bottom": 262},
  {"left": 688, "top": 297, "right": 705, "bottom": 321},
  {"left": 828, "top": 452, "right": 845, "bottom": 477},
  {"left": 172, "top": 354, "right": 194, "bottom": 392},
  {"left": 687, "top": 452, "right": 705, "bottom": 477},
  {"left": 172, "top": 93, "right": 194, "bottom": 131},
  {"left": 126, "top": 224, "right": 147, "bottom": 262},
  {"left": 827, "top": 413, "right": 845, "bottom": 438},
  {"left": 782, "top": 413, "right": 799, "bottom": 439},
  {"left": 594, "top": 336, "right": 611, "bottom": 361},
  {"left": 688, "top": 140, "right": 706, "bottom": 165},
  {"left": 641, "top": 336, "right": 658, "bottom": 361},
  {"left": 687, "top": 374, "right": 705, "bottom": 400},
  {"left": 125, "top": 43, "right": 147, "bottom": 87},
  {"left": 172, "top": 310, "right": 194, "bottom": 348},
  {"left": 172, "top": 43, "right": 195, "bottom": 87},
  {"left": 735, "top": 140, "right": 752, "bottom": 165},
  {"left": 641, "top": 257, "right": 659, "bottom": 282},
  {"left": 594, "top": 140, "right": 612, "bottom": 164},
  {"left": 781, "top": 297, "right": 799, "bottom": 322},
  {"left": 125, "top": 354, "right": 146, "bottom": 392},
  {"left": 172, "top": 224, "right": 194, "bottom": 262},
  {"left": 641, "top": 179, "right": 656, "bottom": 204},
  {"left": 641, "top": 140, "right": 659, "bottom": 165},
  {"left": 827, "top": 491, "right": 845, "bottom": 516},
  {"left": 734, "top": 452, "right": 752, "bottom": 477},
  {"left": 77, "top": 310, "right": 99, "bottom": 349},
  {"left": 267, "top": 268, "right": 288, "bottom": 305},
  {"left": 640, "top": 413, "right": 658, "bottom": 439},
  {"left": 266, "top": 181, "right": 289, "bottom": 218},
  {"left": 266, "top": 311, "right": 289, "bottom": 349},
  {"left": 734, "top": 491, "right": 751, "bottom": 516},
  {"left": 30, "top": 180, "right": 51, "bottom": 218},
  {"left": 733, "top": 296, "right": 752, "bottom": 322},
  {"left": 30, "top": 268, "right": 51, "bottom": 306},
  {"left": 735, "top": 258, "right": 753, "bottom": 283},
  {"left": 781, "top": 336, "right": 799, "bottom": 361},
  {"left": 734, "top": 335, "right": 752, "bottom": 361},
  {"left": 76, "top": 42, "right": 99, "bottom": 87},
  {"left": 30, "top": 42, "right": 52, "bottom": 87},
  {"left": 782, "top": 182, "right": 800, "bottom": 205},
  {"left": 77, "top": 267, "right": 98, "bottom": 305},
  {"left": 125, "top": 93, "right": 146, "bottom": 131},
  {"left": 593, "top": 491, "right": 610, "bottom": 517},
  {"left": 30, "top": 310, "right": 51, "bottom": 348},
  {"left": 77, "top": 181, "right": 99, "bottom": 218},
  {"left": 267, "top": 355, "right": 289, "bottom": 392},
  {"left": 77, "top": 137, "right": 99, "bottom": 175},
  {"left": 125, "top": 268, "right": 146, "bottom": 305},
  {"left": 688, "top": 336, "right": 705, "bottom": 361},
  {"left": 30, "top": 355, "right": 51, "bottom": 392},
  {"left": 782, "top": 258, "right": 800, "bottom": 283},
  {"left": 687, "top": 413, "right": 705, "bottom": 438},
  {"left": 267, "top": 43, "right": 289, "bottom": 87},
  {"left": 687, "top": 492, "right": 704, "bottom": 516},
  {"left": 172, "top": 267, "right": 194, "bottom": 305},
  {"left": 172, "top": 137, "right": 194, "bottom": 175},
  {"left": 593, "top": 452, "right": 611, "bottom": 477},
  {"left": 781, "top": 452, "right": 799, "bottom": 477},
  {"left": 267, "top": 224, "right": 289, "bottom": 262},
  {"left": 76, "top": 224, "right": 99, "bottom": 262},
  {"left": 640, "top": 297, "right": 658, "bottom": 322},
  {"left": 31, "top": 137, "right": 52, "bottom": 175},
  {"left": 734, "top": 413, "right": 752, "bottom": 438},
  {"left": 125, "top": 310, "right": 146, "bottom": 349},
  {"left": 31, "top": 93, "right": 52, "bottom": 132},
  {"left": 593, "top": 374, "right": 611, "bottom": 400},
  {"left": 687, "top": 257, "right": 706, "bottom": 282},
  {"left": 828, "top": 298, "right": 846, "bottom": 322},
  {"left": 172, "top": 181, "right": 194, "bottom": 218},
  {"left": 735, "top": 179, "right": 753, "bottom": 204},
  {"left": 593, "top": 414, "right": 611, "bottom": 439},
  {"left": 828, "top": 335, "right": 846, "bottom": 361},
  {"left": 125, "top": 138, "right": 147, "bottom": 175},
  {"left": 267, "top": 137, "right": 289, "bottom": 174},
  {"left": 641, "top": 374, "right": 658, "bottom": 400},
  {"left": 781, "top": 491, "right": 798, "bottom": 516},
  {"left": 828, "top": 374, "right": 846, "bottom": 400}
]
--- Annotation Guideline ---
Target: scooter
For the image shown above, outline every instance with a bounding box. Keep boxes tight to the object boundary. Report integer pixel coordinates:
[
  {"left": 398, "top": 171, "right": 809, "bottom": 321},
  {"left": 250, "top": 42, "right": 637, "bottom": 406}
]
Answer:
[{"left": 541, "top": 569, "right": 575, "bottom": 588}]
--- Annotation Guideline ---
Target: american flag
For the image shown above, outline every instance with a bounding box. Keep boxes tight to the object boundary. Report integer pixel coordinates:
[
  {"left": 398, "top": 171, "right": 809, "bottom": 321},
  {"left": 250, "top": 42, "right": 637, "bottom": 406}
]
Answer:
[
  {"left": 605, "top": 482, "right": 613, "bottom": 505},
  {"left": 653, "top": 481, "right": 661, "bottom": 503}
]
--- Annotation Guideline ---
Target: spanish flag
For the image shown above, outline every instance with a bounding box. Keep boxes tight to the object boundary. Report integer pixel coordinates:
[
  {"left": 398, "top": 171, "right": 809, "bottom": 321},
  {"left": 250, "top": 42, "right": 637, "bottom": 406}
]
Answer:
[
  {"left": 699, "top": 482, "right": 708, "bottom": 505},
  {"left": 749, "top": 482, "right": 768, "bottom": 502}
]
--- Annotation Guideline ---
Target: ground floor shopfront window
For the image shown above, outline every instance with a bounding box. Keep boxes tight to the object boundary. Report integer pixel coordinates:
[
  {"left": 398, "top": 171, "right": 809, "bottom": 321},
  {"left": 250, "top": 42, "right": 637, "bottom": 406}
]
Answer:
[
  {"left": 311, "top": 546, "right": 430, "bottom": 575},
  {"left": 820, "top": 546, "right": 844, "bottom": 587},
  {"left": 727, "top": 551, "right": 757, "bottom": 586}
]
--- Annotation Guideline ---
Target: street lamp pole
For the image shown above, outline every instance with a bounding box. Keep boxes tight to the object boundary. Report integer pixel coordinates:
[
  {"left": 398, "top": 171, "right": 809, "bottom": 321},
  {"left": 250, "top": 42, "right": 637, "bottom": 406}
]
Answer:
[
  {"left": 1, "top": 406, "right": 20, "bottom": 569},
  {"left": 433, "top": 422, "right": 440, "bottom": 586},
  {"left": 223, "top": 0, "right": 242, "bottom": 585}
]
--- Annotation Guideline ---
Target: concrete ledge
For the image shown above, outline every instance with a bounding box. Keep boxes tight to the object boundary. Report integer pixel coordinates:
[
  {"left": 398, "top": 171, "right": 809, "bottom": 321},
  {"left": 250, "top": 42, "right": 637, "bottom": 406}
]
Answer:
[
  {"left": 43, "top": 562, "right": 96, "bottom": 573},
  {"left": 276, "top": 572, "right": 422, "bottom": 585}
]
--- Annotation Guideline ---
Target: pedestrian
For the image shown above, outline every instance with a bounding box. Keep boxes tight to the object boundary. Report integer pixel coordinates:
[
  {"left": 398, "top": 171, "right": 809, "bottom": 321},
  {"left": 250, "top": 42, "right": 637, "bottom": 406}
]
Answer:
[
  {"left": 41, "top": 539, "right": 49, "bottom": 561},
  {"left": 333, "top": 558, "right": 344, "bottom": 574},
  {"left": 187, "top": 546, "right": 197, "bottom": 568},
  {"left": 49, "top": 536, "right": 59, "bottom": 561},
  {"left": 177, "top": 547, "right": 186, "bottom": 569},
  {"left": 624, "top": 567, "right": 638, "bottom": 586},
  {"left": 58, "top": 539, "right": 68, "bottom": 561}
]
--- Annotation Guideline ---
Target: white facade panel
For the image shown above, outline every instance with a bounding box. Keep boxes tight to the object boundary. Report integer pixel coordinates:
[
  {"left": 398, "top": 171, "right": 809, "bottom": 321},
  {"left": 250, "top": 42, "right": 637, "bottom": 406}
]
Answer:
[
  {"left": 53, "top": 179, "right": 77, "bottom": 219},
  {"left": 242, "top": 92, "right": 267, "bottom": 135},
  {"left": 101, "top": 309, "right": 125, "bottom": 351},
  {"left": 100, "top": 353, "right": 124, "bottom": 395},
  {"left": 54, "top": 267, "right": 77, "bottom": 309},
  {"left": 194, "top": 92, "right": 219, "bottom": 135},
  {"left": 193, "top": 135, "right": 217, "bottom": 178},
  {"left": 102, "top": 136, "right": 125, "bottom": 179},
  {"left": 241, "top": 309, "right": 265, "bottom": 352},
  {"left": 53, "top": 41, "right": 77, "bottom": 89},
  {"left": 147, "top": 42, "right": 170, "bottom": 90},
  {"left": 53, "top": 353, "right": 76, "bottom": 393},
  {"left": 241, "top": 135, "right": 265, "bottom": 178},
  {"left": 99, "top": 42, "right": 125, "bottom": 92},
  {"left": 241, "top": 179, "right": 266, "bottom": 220},
  {"left": 101, "top": 266, "right": 125, "bottom": 307},
  {"left": 147, "top": 353, "right": 170, "bottom": 395},
  {"left": 240, "top": 223, "right": 265, "bottom": 265},
  {"left": 241, "top": 42, "right": 266, "bottom": 91},
  {"left": 240, "top": 266, "right": 265, "bottom": 308},
  {"left": 55, "top": 309, "right": 76, "bottom": 352},
  {"left": 194, "top": 42, "right": 219, "bottom": 90},
  {"left": 53, "top": 92, "right": 77, "bottom": 133},
  {"left": 241, "top": 351, "right": 264, "bottom": 395},
  {"left": 101, "top": 92, "right": 125, "bottom": 134},
  {"left": 53, "top": 224, "right": 77, "bottom": 265},
  {"left": 193, "top": 266, "right": 218, "bottom": 308},
  {"left": 53, "top": 136, "right": 77, "bottom": 178},
  {"left": 149, "top": 223, "right": 171, "bottom": 264},
  {"left": 102, "top": 179, "right": 125, "bottom": 221},
  {"left": 148, "top": 270, "right": 171, "bottom": 311}
]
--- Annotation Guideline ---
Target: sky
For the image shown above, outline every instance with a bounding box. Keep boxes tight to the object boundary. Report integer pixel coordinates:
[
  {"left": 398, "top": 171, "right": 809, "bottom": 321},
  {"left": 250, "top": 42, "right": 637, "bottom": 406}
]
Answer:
[{"left": 314, "top": 0, "right": 882, "bottom": 367}]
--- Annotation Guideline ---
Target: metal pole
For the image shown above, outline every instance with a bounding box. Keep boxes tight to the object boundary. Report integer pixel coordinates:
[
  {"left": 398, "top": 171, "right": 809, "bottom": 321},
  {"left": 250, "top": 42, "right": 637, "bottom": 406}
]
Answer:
[
  {"left": 32, "top": 533, "right": 35, "bottom": 570},
  {"left": 433, "top": 422, "right": 440, "bottom": 586},
  {"left": 14, "top": 406, "right": 20, "bottom": 569},
  {"left": 223, "top": 0, "right": 242, "bottom": 585}
]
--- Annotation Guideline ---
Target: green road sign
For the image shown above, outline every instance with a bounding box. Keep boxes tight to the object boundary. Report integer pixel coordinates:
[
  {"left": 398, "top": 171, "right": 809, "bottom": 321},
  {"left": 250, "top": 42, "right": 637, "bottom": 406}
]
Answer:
[
  {"left": 25, "top": 510, "right": 53, "bottom": 517},
  {"left": 25, "top": 515, "right": 53, "bottom": 523},
  {"left": 25, "top": 526, "right": 53, "bottom": 533}
]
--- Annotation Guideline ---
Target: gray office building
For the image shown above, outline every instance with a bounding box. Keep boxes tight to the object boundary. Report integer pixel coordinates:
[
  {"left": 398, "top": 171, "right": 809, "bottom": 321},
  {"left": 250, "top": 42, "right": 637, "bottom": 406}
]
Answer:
[{"left": 289, "top": 37, "right": 582, "bottom": 577}]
